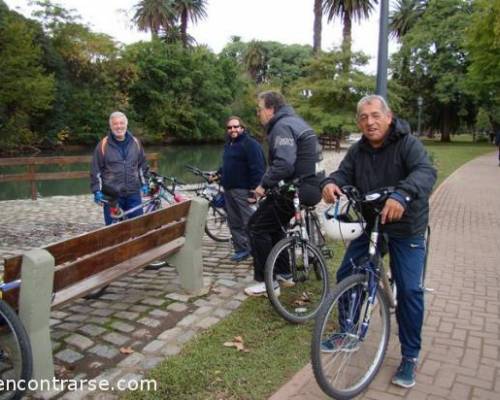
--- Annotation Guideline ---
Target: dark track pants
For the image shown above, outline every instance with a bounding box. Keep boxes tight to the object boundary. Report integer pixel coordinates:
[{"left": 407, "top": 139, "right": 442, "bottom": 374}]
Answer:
[
  {"left": 247, "top": 195, "right": 294, "bottom": 282},
  {"left": 337, "top": 233, "right": 426, "bottom": 359}
]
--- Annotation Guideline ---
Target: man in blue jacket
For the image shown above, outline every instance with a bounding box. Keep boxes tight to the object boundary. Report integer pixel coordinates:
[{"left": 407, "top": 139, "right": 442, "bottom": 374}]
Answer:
[
  {"left": 90, "top": 111, "right": 149, "bottom": 225},
  {"left": 322, "top": 95, "right": 437, "bottom": 389},
  {"left": 216, "top": 116, "right": 265, "bottom": 262}
]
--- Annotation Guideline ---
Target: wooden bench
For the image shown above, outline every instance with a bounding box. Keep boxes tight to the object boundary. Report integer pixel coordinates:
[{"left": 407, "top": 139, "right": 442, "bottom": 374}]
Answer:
[{"left": 1, "top": 198, "right": 208, "bottom": 380}]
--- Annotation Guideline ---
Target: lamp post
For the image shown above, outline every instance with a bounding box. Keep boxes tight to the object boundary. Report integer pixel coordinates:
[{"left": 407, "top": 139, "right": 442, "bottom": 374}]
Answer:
[
  {"left": 375, "top": 0, "right": 389, "bottom": 99},
  {"left": 417, "top": 96, "right": 423, "bottom": 136}
]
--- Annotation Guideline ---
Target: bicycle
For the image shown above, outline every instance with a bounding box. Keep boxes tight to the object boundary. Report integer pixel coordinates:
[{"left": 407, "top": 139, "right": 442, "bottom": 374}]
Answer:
[
  {"left": 311, "top": 186, "right": 431, "bottom": 399},
  {"left": 0, "top": 278, "right": 33, "bottom": 400},
  {"left": 263, "top": 178, "right": 331, "bottom": 324},
  {"left": 185, "top": 165, "right": 231, "bottom": 243}
]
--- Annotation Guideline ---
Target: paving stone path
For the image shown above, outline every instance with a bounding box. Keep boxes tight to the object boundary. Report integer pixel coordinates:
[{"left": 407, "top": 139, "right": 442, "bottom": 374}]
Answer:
[
  {"left": 0, "top": 193, "right": 255, "bottom": 399},
  {"left": 0, "top": 150, "right": 347, "bottom": 399},
  {"left": 269, "top": 152, "right": 500, "bottom": 400}
]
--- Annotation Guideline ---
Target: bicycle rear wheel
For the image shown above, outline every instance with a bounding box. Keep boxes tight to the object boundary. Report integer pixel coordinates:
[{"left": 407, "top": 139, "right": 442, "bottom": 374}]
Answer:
[
  {"left": 311, "top": 274, "right": 390, "bottom": 399},
  {"left": 205, "top": 205, "right": 231, "bottom": 242},
  {"left": 0, "top": 300, "right": 33, "bottom": 400},
  {"left": 265, "top": 236, "right": 329, "bottom": 324}
]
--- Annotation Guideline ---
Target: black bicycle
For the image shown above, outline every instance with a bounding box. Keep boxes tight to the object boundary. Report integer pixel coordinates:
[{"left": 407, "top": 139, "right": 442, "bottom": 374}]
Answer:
[
  {"left": 311, "top": 186, "right": 431, "bottom": 399},
  {"left": 185, "top": 165, "right": 231, "bottom": 242},
  {"left": 0, "top": 279, "right": 33, "bottom": 400},
  {"left": 264, "top": 179, "right": 331, "bottom": 324}
]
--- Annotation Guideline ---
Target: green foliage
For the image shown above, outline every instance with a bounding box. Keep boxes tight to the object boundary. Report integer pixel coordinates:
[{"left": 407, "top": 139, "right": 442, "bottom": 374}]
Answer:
[
  {"left": 0, "top": 9, "right": 55, "bottom": 152},
  {"left": 391, "top": 0, "right": 475, "bottom": 140},
  {"left": 124, "top": 41, "right": 239, "bottom": 142},
  {"left": 465, "top": 0, "right": 500, "bottom": 127},
  {"left": 287, "top": 50, "right": 375, "bottom": 136}
]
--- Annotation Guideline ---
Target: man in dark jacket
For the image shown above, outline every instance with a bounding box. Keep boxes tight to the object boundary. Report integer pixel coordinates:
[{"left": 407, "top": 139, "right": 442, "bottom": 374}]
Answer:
[
  {"left": 245, "top": 91, "right": 324, "bottom": 296},
  {"left": 322, "top": 95, "right": 437, "bottom": 389},
  {"left": 216, "top": 116, "right": 265, "bottom": 262},
  {"left": 90, "top": 111, "right": 149, "bottom": 225}
]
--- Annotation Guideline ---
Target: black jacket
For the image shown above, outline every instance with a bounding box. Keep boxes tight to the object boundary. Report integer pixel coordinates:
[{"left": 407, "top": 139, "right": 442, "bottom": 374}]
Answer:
[
  {"left": 219, "top": 131, "right": 265, "bottom": 190},
  {"left": 261, "top": 106, "right": 324, "bottom": 206},
  {"left": 90, "top": 131, "right": 149, "bottom": 196},
  {"left": 321, "top": 118, "right": 437, "bottom": 237}
]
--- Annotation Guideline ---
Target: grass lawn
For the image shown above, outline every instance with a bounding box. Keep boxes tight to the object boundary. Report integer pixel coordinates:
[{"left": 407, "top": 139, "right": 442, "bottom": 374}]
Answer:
[{"left": 123, "top": 136, "right": 495, "bottom": 400}]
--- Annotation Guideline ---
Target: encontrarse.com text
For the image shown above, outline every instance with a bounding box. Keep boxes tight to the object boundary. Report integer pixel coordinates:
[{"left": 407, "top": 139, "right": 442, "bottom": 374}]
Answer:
[{"left": 0, "top": 377, "right": 157, "bottom": 392}]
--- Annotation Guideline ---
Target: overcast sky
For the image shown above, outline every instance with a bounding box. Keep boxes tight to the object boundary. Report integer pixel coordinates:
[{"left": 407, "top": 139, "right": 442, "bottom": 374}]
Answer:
[{"left": 5, "top": 0, "right": 398, "bottom": 74}]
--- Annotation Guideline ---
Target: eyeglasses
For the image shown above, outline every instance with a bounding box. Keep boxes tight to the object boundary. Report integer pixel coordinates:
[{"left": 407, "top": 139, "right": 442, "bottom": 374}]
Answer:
[{"left": 227, "top": 125, "right": 240, "bottom": 130}]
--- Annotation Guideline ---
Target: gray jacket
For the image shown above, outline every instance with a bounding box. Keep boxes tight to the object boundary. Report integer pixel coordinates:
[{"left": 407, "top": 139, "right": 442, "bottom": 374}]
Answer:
[
  {"left": 90, "top": 132, "right": 149, "bottom": 196},
  {"left": 261, "top": 106, "right": 324, "bottom": 200}
]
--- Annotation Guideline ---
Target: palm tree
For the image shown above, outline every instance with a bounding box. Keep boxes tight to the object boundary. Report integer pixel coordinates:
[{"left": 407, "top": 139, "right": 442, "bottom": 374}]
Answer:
[
  {"left": 243, "top": 41, "right": 268, "bottom": 84},
  {"left": 313, "top": 0, "right": 323, "bottom": 55},
  {"left": 323, "top": 0, "right": 377, "bottom": 71},
  {"left": 132, "top": 0, "right": 176, "bottom": 39},
  {"left": 389, "top": 0, "right": 427, "bottom": 41},
  {"left": 174, "top": 0, "right": 208, "bottom": 47}
]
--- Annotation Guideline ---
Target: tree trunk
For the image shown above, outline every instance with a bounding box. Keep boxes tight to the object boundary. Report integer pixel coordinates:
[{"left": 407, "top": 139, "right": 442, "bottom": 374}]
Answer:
[
  {"left": 341, "top": 13, "right": 352, "bottom": 73},
  {"left": 440, "top": 106, "right": 452, "bottom": 142},
  {"left": 313, "top": 0, "right": 322, "bottom": 56},
  {"left": 181, "top": 9, "right": 188, "bottom": 47}
]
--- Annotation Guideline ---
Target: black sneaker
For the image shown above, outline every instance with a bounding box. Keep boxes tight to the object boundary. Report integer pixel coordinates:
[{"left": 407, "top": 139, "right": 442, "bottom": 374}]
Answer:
[{"left": 392, "top": 357, "right": 417, "bottom": 388}]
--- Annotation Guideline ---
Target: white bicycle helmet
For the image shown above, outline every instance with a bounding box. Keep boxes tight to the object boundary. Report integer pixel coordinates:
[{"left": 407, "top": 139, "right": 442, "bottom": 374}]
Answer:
[{"left": 322, "top": 197, "right": 366, "bottom": 240}]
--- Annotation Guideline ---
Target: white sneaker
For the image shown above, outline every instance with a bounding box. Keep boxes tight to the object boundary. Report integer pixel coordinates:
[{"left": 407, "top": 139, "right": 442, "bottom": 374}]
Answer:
[{"left": 244, "top": 281, "right": 280, "bottom": 297}]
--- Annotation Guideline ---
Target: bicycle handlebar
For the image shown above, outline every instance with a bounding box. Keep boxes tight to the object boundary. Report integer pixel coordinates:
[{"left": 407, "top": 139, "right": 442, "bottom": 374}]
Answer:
[{"left": 185, "top": 165, "right": 217, "bottom": 182}]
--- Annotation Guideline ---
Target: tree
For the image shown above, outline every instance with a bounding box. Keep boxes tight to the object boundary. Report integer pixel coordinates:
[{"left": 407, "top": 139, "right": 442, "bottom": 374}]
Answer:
[
  {"left": 0, "top": 10, "right": 55, "bottom": 152},
  {"left": 132, "top": 0, "right": 176, "bottom": 39},
  {"left": 465, "top": 0, "right": 500, "bottom": 132},
  {"left": 313, "top": 0, "right": 323, "bottom": 55},
  {"left": 322, "top": 0, "right": 377, "bottom": 71},
  {"left": 124, "top": 41, "right": 239, "bottom": 142},
  {"left": 389, "top": 0, "right": 427, "bottom": 41},
  {"left": 174, "top": 0, "right": 207, "bottom": 48},
  {"left": 391, "top": 0, "right": 474, "bottom": 141}
]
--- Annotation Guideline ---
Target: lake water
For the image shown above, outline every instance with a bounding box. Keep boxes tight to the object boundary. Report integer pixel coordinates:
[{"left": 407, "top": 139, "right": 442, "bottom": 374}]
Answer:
[{"left": 0, "top": 144, "right": 226, "bottom": 201}]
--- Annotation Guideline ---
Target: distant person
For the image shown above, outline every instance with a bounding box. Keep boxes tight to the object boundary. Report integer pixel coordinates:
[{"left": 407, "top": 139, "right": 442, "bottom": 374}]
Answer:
[
  {"left": 321, "top": 95, "right": 437, "bottom": 389},
  {"left": 90, "top": 111, "right": 149, "bottom": 225},
  {"left": 245, "top": 91, "right": 324, "bottom": 296},
  {"left": 495, "top": 126, "right": 500, "bottom": 166},
  {"left": 212, "top": 116, "right": 266, "bottom": 262}
]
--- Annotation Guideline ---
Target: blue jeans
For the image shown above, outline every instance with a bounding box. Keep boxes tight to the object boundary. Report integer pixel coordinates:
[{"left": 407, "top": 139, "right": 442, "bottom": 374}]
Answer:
[
  {"left": 337, "top": 233, "right": 426, "bottom": 359},
  {"left": 103, "top": 192, "right": 143, "bottom": 225}
]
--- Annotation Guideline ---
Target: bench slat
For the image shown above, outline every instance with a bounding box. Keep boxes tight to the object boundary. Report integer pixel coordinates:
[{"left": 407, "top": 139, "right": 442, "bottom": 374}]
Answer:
[
  {"left": 52, "top": 237, "right": 185, "bottom": 307},
  {"left": 2, "top": 201, "right": 191, "bottom": 282},
  {"left": 53, "top": 220, "right": 186, "bottom": 292}
]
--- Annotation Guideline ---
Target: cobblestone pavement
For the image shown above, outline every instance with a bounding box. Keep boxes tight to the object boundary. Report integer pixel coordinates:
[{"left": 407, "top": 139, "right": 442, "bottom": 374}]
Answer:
[
  {"left": 269, "top": 152, "right": 500, "bottom": 400},
  {"left": 0, "top": 150, "right": 347, "bottom": 399}
]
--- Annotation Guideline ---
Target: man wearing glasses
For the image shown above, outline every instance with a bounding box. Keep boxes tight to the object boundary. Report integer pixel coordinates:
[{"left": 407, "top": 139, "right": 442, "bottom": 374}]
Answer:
[{"left": 213, "top": 116, "right": 265, "bottom": 262}]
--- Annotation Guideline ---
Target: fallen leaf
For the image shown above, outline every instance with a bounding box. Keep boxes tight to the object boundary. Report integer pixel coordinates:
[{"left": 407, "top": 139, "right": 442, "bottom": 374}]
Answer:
[
  {"left": 120, "top": 346, "right": 134, "bottom": 354},
  {"left": 223, "top": 335, "right": 249, "bottom": 352}
]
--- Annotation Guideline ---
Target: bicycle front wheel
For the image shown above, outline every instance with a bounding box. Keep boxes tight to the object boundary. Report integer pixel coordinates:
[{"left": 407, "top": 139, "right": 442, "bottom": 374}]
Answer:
[
  {"left": 265, "top": 237, "right": 330, "bottom": 324},
  {"left": 205, "top": 205, "right": 231, "bottom": 242},
  {"left": 0, "top": 300, "right": 33, "bottom": 400},
  {"left": 311, "top": 274, "right": 390, "bottom": 399}
]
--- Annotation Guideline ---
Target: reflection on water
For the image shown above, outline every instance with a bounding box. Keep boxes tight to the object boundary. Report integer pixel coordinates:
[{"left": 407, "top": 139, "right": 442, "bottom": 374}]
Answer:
[{"left": 0, "top": 144, "right": 223, "bottom": 201}]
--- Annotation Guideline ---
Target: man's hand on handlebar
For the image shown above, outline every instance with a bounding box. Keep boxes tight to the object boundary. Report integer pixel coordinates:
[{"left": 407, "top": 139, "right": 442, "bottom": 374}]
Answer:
[
  {"left": 322, "top": 183, "right": 343, "bottom": 204},
  {"left": 253, "top": 185, "right": 265, "bottom": 200},
  {"left": 381, "top": 198, "right": 405, "bottom": 224},
  {"left": 207, "top": 172, "right": 220, "bottom": 183}
]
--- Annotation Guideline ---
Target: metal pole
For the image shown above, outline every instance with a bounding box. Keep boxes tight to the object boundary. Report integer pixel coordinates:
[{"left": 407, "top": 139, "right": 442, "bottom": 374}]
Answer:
[{"left": 375, "top": 0, "right": 389, "bottom": 100}]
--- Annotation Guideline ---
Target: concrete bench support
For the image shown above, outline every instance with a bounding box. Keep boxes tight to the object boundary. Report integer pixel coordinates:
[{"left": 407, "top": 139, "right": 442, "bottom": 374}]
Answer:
[
  {"left": 18, "top": 249, "right": 55, "bottom": 380},
  {"left": 168, "top": 197, "right": 208, "bottom": 294}
]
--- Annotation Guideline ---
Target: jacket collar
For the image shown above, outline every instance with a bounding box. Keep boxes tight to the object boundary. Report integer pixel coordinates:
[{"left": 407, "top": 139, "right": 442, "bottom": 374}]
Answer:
[{"left": 265, "top": 105, "right": 295, "bottom": 134}]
